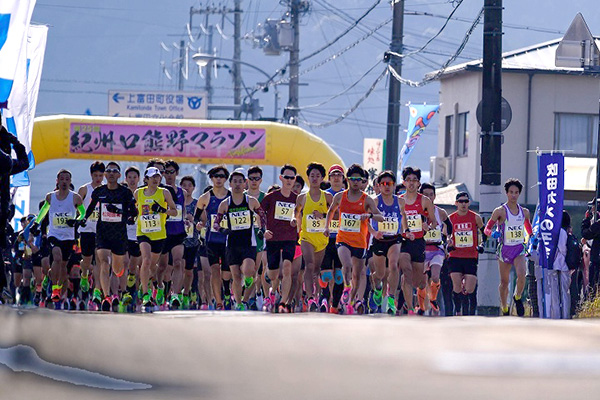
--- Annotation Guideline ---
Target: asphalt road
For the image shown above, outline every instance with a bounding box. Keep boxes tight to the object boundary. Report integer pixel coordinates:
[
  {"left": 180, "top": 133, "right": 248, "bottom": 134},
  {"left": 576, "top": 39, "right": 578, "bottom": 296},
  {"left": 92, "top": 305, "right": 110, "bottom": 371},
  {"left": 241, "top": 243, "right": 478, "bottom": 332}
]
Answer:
[{"left": 0, "top": 307, "right": 599, "bottom": 400}]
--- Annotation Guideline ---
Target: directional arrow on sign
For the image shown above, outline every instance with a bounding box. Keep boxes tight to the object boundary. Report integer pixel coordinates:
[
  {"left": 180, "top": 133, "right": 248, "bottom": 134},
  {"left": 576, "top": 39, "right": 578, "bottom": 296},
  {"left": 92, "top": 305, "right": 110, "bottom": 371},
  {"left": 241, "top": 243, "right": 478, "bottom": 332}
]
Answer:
[{"left": 112, "top": 93, "right": 124, "bottom": 103}]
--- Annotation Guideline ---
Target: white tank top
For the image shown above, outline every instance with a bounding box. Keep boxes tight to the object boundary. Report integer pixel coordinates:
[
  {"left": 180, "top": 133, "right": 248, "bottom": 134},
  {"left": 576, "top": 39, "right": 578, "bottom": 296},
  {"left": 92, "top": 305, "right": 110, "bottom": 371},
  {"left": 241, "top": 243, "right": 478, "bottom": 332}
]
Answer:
[
  {"left": 48, "top": 191, "right": 76, "bottom": 241},
  {"left": 503, "top": 204, "right": 525, "bottom": 246},
  {"left": 79, "top": 183, "right": 99, "bottom": 233},
  {"left": 424, "top": 206, "right": 443, "bottom": 244}
]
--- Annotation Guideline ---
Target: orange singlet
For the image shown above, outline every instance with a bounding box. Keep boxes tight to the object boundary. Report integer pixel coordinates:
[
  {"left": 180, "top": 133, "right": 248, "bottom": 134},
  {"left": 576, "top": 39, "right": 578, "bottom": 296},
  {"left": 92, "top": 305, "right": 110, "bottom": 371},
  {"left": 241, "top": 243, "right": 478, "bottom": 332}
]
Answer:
[{"left": 336, "top": 191, "right": 369, "bottom": 249}]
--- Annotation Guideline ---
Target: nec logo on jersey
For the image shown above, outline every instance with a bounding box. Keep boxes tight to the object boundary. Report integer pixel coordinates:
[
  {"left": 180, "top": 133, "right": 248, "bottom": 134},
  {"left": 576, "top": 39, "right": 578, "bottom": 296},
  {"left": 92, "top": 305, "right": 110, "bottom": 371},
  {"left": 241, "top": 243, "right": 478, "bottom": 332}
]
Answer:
[
  {"left": 455, "top": 222, "right": 471, "bottom": 230},
  {"left": 507, "top": 226, "right": 521, "bottom": 233}
]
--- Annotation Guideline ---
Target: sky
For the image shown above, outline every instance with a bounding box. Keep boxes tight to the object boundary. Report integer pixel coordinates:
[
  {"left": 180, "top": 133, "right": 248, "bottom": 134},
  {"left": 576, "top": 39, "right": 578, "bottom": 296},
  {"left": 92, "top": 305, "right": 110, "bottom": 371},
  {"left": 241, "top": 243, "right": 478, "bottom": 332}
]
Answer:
[{"left": 26, "top": 0, "right": 600, "bottom": 203}]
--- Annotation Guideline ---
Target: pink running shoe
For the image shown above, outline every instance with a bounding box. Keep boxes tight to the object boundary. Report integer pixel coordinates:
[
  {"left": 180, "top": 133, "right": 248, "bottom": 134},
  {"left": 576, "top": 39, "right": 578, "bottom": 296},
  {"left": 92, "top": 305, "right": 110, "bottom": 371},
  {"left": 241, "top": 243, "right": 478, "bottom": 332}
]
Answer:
[
  {"left": 341, "top": 286, "right": 351, "bottom": 305},
  {"left": 263, "top": 296, "right": 273, "bottom": 312}
]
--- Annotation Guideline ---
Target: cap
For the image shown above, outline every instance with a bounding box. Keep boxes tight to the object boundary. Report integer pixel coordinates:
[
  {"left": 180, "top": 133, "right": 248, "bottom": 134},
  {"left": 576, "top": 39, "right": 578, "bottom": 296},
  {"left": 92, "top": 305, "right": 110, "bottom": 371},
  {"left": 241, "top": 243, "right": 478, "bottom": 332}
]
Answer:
[
  {"left": 230, "top": 167, "right": 246, "bottom": 180},
  {"left": 145, "top": 167, "right": 162, "bottom": 178},
  {"left": 328, "top": 164, "right": 344, "bottom": 175},
  {"left": 455, "top": 191, "right": 470, "bottom": 201}
]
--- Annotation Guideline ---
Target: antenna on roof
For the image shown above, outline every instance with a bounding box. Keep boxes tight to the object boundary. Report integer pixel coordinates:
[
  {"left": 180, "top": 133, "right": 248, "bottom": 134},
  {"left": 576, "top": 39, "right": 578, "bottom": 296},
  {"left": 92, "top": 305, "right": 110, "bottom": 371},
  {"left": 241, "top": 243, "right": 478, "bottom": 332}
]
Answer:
[{"left": 555, "top": 13, "right": 600, "bottom": 71}]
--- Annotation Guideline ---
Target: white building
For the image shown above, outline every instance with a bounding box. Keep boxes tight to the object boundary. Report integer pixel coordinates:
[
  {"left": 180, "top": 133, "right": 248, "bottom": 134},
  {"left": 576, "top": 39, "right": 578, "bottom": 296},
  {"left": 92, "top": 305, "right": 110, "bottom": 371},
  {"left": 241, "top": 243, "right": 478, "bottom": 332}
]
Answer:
[{"left": 431, "top": 34, "right": 600, "bottom": 205}]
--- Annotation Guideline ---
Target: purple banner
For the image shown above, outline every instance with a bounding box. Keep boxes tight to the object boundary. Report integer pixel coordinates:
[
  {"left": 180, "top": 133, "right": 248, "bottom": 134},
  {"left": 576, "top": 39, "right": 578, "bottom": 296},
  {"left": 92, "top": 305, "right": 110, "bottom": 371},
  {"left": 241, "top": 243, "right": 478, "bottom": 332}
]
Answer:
[
  {"left": 538, "top": 153, "right": 564, "bottom": 269},
  {"left": 69, "top": 123, "right": 266, "bottom": 160}
]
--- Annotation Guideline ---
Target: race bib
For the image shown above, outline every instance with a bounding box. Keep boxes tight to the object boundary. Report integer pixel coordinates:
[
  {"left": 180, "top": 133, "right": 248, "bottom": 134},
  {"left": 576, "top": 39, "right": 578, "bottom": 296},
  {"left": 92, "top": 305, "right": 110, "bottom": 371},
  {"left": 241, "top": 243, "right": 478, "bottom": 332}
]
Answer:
[
  {"left": 505, "top": 225, "right": 525, "bottom": 245},
  {"left": 378, "top": 217, "right": 399, "bottom": 236},
  {"left": 210, "top": 214, "right": 229, "bottom": 230},
  {"left": 340, "top": 213, "right": 361, "bottom": 233},
  {"left": 167, "top": 204, "right": 183, "bottom": 222},
  {"left": 424, "top": 226, "right": 442, "bottom": 242},
  {"left": 229, "top": 210, "right": 252, "bottom": 231},
  {"left": 185, "top": 221, "right": 194, "bottom": 238},
  {"left": 200, "top": 227, "right": 207, "bottom": 240},
  {"left": 306, "top": 214, "right": 325, "bottom": 233},
  {"left": 406, "top": 213, "right": 423, "bottom": 233},
  {"left": 140, "top": 214, "right": 161, "bottom": 233},
  {"left": 101, "top": 203, "right": 122, "bottom": 223},
  {"left": 329, "top": 219, "right": 340, "bottom": 234},
  {"left": 52, "top": 212, "right": 72, "bottom": 229},
  {"left": 274, "top": 201, "right": 295, "bottom": 221},
  {"left": 89, "top": 205, "right": 100, "bottom": 223},
  {"left": 455, "top": 230, "right": 473, "bottom": 248}
]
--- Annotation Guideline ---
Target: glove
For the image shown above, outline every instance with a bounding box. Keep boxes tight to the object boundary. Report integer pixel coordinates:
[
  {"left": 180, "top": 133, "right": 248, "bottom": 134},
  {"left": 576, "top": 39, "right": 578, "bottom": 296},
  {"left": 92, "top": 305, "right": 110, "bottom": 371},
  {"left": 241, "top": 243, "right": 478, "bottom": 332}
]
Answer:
[
  {"left": 127, "top": 215, "right": 136, "bottom": 225},
  {"left": 218, "top": 227, "right": 231, "bottom": 235},
  {"left": 30, "top": 223, "right": 40, "bottom": 237},
  {"left": 151, "top": 201, "right": 167, "bottom": 214},
  {"left": 447, "top": 245, "right": 456, "bottom": 252},
  {"left": 477, "top": 245, "right": 484, "bottom": 254},
  {"left": 79, "top": 218, "right": 87, "bottom": 228},
  {"left": 66, "top": 219, "right": 78, "bottom": 228},
  {"left": 257, "top": 229, "right": 265, "bottom": 240},
  {"left": 491, "top": 229, "right": 501, "bottom": 239},
  {"left": 105, "top": 204, "right": 122, "bottom": 214}
]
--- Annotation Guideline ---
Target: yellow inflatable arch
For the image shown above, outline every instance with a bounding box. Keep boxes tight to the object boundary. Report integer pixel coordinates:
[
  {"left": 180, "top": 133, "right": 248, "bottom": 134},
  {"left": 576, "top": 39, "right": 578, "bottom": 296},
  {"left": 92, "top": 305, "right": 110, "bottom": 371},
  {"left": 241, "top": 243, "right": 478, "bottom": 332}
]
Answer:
[{"left": 32, "top": 115, "right": 345, "bottom": 174}]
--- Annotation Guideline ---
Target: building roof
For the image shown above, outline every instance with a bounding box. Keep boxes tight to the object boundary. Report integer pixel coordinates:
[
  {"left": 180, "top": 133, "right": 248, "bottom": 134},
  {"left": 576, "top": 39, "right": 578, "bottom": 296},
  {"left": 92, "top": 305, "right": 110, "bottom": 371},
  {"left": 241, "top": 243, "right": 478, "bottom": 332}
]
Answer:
[{"left": 428, "top": 37, "right": 600, "bottom": 80}]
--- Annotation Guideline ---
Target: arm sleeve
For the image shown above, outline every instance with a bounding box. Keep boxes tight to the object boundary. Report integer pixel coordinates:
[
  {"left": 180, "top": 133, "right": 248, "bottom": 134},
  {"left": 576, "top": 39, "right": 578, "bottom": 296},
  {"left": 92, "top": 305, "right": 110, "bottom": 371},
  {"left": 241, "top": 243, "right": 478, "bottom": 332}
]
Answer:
[
  {"left": 35, "top": 201, "right": 50, "bottom": 224},
  {"left": 77, "top": 204, "right": 86, "bottom": 220},
  {"left": 443, "top": 217, "right": 453, "bottom": 235}
]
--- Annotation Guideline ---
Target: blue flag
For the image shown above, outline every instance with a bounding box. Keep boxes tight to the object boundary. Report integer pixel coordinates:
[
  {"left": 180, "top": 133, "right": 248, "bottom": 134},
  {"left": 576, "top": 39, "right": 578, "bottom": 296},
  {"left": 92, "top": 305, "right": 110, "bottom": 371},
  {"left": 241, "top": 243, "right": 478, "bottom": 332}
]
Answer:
[
  {"left": 538, "top": 153, "right": 564, "bottom": 269},
  {"left": 399, "top": 104, "right": 439, "bottom": 170}
]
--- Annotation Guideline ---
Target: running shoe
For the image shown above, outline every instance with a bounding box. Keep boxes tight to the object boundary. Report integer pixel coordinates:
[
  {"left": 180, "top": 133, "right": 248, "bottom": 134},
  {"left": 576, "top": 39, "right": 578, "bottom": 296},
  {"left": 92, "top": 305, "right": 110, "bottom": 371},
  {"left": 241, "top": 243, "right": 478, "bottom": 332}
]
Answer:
[
  {"left": 319, "top": 298, "right": 329, "bottom": 313},
  {"left": 111, "top": 295, "right": 120, "bottom": 313},
  {"left": 248, "top": 297, "right": 258, "bottom": 311},
  {"left": 51, "top": 287, "right": 61, "bottom": 303},
  {"left": 429, "top": 299, "right": 440, "bottom": 313},
  {"left": 278, "top": 303, "right": 287, "bottom": 313},
  {"left": 92, "top": 288, "right": 103, "bottom": 306},
  {"left": 190, "top": 292, "right": 198, "bottom": 304},
  {"left": 41, "top": 276, "right": 49, "bottom": 292},
  {"left": 224, "top": 295, "right": 232, "bottom": 310},
  {"left": 416, "top": 308, "right": 425, "bottom": 316},
  {"left": 341, "top": 286, "right": 351, "bottom": 305},
  {"left": 170, "top": 294, "right": 181, "bottom": 310},
  {"left": 368, "top": 290, "right": 378, "bottom": 313},
  {"left": 142, "top": 293, "right": 152, "bottom": 308},
  {"left": 216, "top": 303, "right": 224, "bottom": 311},
  {"left": 121, "top": 292, "right": 133, "bottom": 306},
  {"left": 407, "top": 308, "right": 416, "bottom": 316},
  {"left": 514, "top": 296, "right": 525, "bottom": 317},
  {"left": 373, "top": 288, "right": 383, "bottom": 306},
  {"left": 328, "top": 306, "right": 339, "bottom": 314},
  {"left": 33, "top": 292, "right": 41, "bottom": 307},
  {"left": 101, "top": 296, "right": 112, "bottom": 312},
  {"left": 307, "top": 297, "right": 318, "bottom": 312},
  {"left": 200, "top": 304, "right": 209, "bottom": 310},
  {"left": 155, "top": 287, "right": 165, "bottom": 306},
  {"left": 387, "top": 296, "right": 397, "bottom": 315},
  {"left": 181, "top": 294, "right": 190, "bottom": 310},
  {"left": 236, "top": 302, "right": 248, "bottom": 311},
  {"left": 344, "top": 303, "right": 355, "bottom": 315},
  {"left": 354, "top": 300, "right": 365, "bottom": 315},
  {"left": 262, "top": 296, "right": 273, "bottom": 312},
  {"left": 69, "top": 297, "right": 78, "bottom": 310},
  {"left": 80, "top": 276, "right": 90, "bottom": 293},
  {"left": 502, "top": 308, "right": 510, "bottom": 316},
  {"left": 78, "top": 299, "right": 87, "bottom": 311},
  {"left": 126, "top": 274, "right": 137, "bottom": 288}
]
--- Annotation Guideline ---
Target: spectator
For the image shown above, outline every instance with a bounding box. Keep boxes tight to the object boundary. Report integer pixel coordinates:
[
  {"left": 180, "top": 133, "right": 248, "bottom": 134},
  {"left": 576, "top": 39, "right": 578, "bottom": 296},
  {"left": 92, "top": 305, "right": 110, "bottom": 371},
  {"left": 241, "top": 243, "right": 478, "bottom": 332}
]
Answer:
[{"left": 581, "top": 200, "right": 600, "bottom": 294}]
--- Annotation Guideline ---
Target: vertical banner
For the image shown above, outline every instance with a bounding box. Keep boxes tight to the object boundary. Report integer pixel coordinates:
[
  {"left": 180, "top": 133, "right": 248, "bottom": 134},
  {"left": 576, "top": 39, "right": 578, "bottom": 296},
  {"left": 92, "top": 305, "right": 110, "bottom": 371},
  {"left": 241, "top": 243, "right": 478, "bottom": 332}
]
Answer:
[
  {"left": 363, "top": 138, "right": 384, "bottom": 194},
  {"left": 0, "top": 0, "right": 37, "bottom": 107},
  {"left": 399, "top": 104, "right": 439, "bottom": 170},
  {"left": 538, "top": 153, "right": 564, "bottom": 269}
]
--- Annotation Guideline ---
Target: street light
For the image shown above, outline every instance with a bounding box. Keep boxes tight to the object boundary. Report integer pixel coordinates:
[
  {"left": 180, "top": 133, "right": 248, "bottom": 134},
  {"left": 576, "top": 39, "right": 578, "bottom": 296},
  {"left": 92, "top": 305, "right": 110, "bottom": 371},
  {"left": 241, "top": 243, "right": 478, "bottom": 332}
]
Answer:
[{"left": 192, "top": 52, "right": 279, "bottom": 120}]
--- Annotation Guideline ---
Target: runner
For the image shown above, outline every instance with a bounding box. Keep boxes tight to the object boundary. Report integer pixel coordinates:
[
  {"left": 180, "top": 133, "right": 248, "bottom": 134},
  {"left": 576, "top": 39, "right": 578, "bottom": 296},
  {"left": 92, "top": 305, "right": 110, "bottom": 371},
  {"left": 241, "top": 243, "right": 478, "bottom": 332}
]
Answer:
[
  {"left": 399, "top": 166, "right": 436, "bottom": 314},
  {"left": 261, "top": 164, "right": 299, "bottom": 313},
  {"left": 245, "top": 166, "right": 267, "bottom": 310},
  {"left": 291, "top": 175, "right": 305, "bottom": 312},
  {"left": 195, "top": 165, "right": 231, "bottom": 310},
  {"left": 325, "top": 164, "right": 383, "bottom": 313},
  {"left": 134, "top": 167, "right": 178, "bottom": 309},
  {"left": 295, "top": 163, "right": 332, "bottom": 311},
  {"left": 76, "top": 161, "right": 105, "bottom": 302},
  {"left": 484, "top": 178, "right": 532, "bottom": 316},
  {"left": 158, "top": 160, "right": 188, "bottom": 309},
  {"left": 368, "top": 170, "right": 404, "bottom": 314},
  {"left": 320, "top": 165, "right": 346, "bottom": 313},
  {"left": 448, "top": 192, "right": 485, "bottom": 315},
  {"left": 123, "top": 166, "right": 141, "bottom": 309},
  {"left": 81, "top": 162, "right": 137, "bottom": 311},
  {"left": 419, "top": 182, "right": 452, "bottom": 315},
  {"left": 215, "top": 169, "right": 266, "bottom": 310},
  {"left": 181, "top": 175, "right": 199, "bottom": 309},
  {"left": 32, "top": 169, "right": 85, "bottom": 303}
]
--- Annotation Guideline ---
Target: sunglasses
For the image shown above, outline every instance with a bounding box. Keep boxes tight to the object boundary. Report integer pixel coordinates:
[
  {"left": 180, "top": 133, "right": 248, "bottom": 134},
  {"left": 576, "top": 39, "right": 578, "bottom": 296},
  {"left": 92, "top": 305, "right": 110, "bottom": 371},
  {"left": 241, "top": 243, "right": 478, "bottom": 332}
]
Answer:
[
  {"left": 457, "top": 199, "right": 470, "bottom": 203},
  {"left": 348, "top": 177, "right": 363, "bottom": 182},
  {"left": 404, "top": 178, "right": 419, "bottom": 183},
  {"left": 379, "top": 181, "right": 394, "bottom": 187},
  {"left": 212, "top": 174, "right": 227, "bottom": 179},
  {"left": 164, "top": 170, "right": 176, "bottom": 175},
  {"left": 282, "top": 175, "right": 296, "bottom": 180},
  {"left": 105, "top": 168, "right": 120, "bottom": 173},
  {"left": 248, "top": 176, "right": 262, "bottom": 182}
]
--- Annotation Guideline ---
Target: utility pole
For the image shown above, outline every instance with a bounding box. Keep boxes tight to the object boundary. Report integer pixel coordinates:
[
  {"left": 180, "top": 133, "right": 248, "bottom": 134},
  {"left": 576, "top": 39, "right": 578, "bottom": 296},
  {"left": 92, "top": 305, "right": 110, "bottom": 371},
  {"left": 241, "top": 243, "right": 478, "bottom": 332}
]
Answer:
[
  {"left": 178, "top": 39, "right": 185, "bottom": 91},
  {"left": 384, "top": 0, "right": 404, "bottom": 173},
  {"left": 478, "top": 0, "right": 503, "bottom": 315},
  {"left": 206, "top": 22, "right": 214, "bottom": 119},
  {"left": 233, "top": 0, "right": 242, "bottom": 119},
  {"left": 286, "top": 0, "right": 301, "bottom": 125}
]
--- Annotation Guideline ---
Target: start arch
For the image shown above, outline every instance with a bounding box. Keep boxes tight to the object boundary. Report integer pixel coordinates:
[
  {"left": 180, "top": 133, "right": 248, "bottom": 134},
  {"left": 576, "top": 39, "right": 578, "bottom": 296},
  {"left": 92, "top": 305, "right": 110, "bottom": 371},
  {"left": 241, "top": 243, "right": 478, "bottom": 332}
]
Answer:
[{"left": 32, "top": 115, "right": 345, "bottom": 172}]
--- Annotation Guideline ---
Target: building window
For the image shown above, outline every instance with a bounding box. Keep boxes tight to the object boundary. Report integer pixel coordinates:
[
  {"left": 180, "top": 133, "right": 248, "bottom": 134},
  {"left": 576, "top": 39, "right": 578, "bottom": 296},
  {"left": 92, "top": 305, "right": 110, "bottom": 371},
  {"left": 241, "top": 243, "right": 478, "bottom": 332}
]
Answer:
[
  {"left": 444, "top": 115, "right": 453, "bottom": 157},
  {"left": 456, "top": 112, "right": 468, "bottom": 157},
  {"left": 555, "top": 113, "right": 599, "bottom": 156}
]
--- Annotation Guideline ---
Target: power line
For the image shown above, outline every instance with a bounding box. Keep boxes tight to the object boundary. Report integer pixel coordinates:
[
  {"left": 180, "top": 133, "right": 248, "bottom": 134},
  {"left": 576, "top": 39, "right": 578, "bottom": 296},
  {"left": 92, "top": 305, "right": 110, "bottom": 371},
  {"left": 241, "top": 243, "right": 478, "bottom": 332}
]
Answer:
[
  {"left": 301, "top": 68, "right": 388, "bottom": 128},
  {"left": 387, "top": 6, "right": 483, "bottom": 87}
]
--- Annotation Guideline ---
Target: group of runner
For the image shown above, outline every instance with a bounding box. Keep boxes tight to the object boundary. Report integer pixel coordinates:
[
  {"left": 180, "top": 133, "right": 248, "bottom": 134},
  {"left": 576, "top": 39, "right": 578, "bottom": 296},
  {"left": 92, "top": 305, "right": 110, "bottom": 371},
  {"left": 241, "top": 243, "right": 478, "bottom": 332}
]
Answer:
[{"left": 8, "top": 159, "right": 533, "bottom": 315}]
